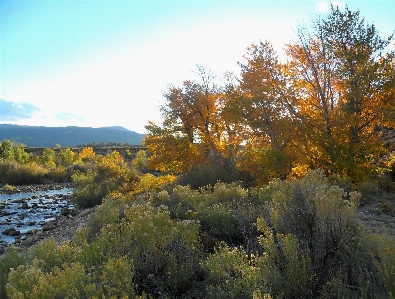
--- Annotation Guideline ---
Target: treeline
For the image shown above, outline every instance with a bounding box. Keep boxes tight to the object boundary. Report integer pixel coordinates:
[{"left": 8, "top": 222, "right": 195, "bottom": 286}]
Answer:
[
  {"left": 0, "top": 139, "right": 148, "bottom": 191},
  {"left": 75, "top": 142, "right": 138, "bottom": 147},
  {"left": 144, "top": 6, "right": 395, "bottom": 185}
]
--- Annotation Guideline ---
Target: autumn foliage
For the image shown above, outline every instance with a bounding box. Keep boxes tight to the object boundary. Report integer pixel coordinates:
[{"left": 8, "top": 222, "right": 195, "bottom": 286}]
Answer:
[{"left": 144, "top": 6, "right": 395, "bottom": 185}]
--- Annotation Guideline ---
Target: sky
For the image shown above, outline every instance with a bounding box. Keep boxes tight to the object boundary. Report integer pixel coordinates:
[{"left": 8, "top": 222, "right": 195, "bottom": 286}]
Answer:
[{"left": 1, "top": 0, "right": 394, "bottom": 134}]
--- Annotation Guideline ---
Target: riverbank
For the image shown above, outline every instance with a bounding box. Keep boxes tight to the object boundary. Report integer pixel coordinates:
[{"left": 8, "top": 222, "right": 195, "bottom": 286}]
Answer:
[{"left": 0, "top": 182, "right": 72, "bottom": 195}]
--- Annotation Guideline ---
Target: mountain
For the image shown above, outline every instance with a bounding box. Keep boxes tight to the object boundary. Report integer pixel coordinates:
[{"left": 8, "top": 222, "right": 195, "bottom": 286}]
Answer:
[{"left": 0, "top": 124, "right": 145, "bottom": 147}]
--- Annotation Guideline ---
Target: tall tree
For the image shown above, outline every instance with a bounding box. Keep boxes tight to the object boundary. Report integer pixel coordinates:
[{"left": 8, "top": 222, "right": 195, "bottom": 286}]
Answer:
[
  {"left": 144, "top": 66, "right": 241, "bottom": 174},
  {"left": 286, "top": 5, "right": 395, "bottom": 179},
  {"left": 236, "top": 42, "right": 294, "bottom": 182}
]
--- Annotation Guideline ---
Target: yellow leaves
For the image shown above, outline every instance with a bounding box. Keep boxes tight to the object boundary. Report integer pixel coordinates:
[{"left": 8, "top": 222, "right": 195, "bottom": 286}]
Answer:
[{"left": 78, "top": 147, "right": 96, "bottom": 162}]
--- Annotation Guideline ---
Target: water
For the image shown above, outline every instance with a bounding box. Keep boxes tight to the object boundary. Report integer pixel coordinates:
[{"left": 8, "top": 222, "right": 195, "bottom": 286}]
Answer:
[{"left": 0, "top": 188, "right": 74, "bottom": 244}]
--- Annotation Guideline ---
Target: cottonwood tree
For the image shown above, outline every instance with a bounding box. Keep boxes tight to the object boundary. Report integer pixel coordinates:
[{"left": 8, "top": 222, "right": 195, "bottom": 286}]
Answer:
[
  {"left": 236, "top": 42, "right": 294, "bottom": 182},
  {"left": 144, "top": 66, "right": 242, "bottom": 174},
  {"left": 286, "top": 5, "right": 395, "bottom": 180}
]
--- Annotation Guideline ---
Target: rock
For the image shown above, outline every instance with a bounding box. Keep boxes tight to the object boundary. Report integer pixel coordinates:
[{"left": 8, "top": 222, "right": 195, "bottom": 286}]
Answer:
[
  {"left": 21, "top": 202, "right": 29, "bottom": 209},
  {"left": 42, "top": 222, "right": 57, "bottom": 231},
  {"left": 26, "top": 228, "right": 37, "bottom": 235},
  {"left": 61, "top": 207, "right": 70, "bottom": 216},
  {"left": 21, "top": 236, "right": 35, "bottom": 247},
  {"left": 79, "top": 209, "right": 92, "bottom": 218},
  {"left": 10, "top": 199, "right": 25, "bottom": 204},
  {"left": 3, "top": 227, "right": 21, "bottom": 236}
]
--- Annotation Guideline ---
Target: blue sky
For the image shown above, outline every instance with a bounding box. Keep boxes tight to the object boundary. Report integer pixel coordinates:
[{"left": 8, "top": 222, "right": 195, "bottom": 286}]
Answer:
[{"left": 1, "top": 0, "right": 394, "bottom": 134}]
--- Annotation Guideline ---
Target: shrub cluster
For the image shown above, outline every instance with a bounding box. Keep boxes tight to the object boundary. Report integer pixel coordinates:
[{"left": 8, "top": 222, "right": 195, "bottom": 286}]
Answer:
[{"left": 1, "top": 170, "right": 394, "bottom": 298}]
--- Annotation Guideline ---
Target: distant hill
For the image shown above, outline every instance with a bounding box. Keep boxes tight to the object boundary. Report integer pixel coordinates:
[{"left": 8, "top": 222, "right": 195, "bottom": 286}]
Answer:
[{"left": 0, "top": 124, "right": 145, "bottom": 147}]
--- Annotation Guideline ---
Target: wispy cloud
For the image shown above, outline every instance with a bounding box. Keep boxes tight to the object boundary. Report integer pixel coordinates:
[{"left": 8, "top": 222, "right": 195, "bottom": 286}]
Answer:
[
  {"left": 316, "top": 0, "right": 345, "bottom": 13},
  {"left": 0, "top": 99, "right": 40, "bottom": 121}
]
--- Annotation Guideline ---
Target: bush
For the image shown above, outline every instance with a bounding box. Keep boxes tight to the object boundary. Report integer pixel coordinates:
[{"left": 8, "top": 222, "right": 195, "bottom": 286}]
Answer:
[
  {"left": 86, "top": 197, "right": 125, "bottom": 239},
  {"left": 71, "top": 169, "right": 103, "bottom": 207},
  {"left": 178, "top": 153, "right": 239, "bottom": 189},
  {"left": 0, "top": 160, "right": 48, "bottom": 185},
  {"left": 97, "top": 203, "right": 203, "bottom": 297},
  {"left": 0, "top": 248, "right": 31, "bottom": 298},
  {"left": 203, "top": 243, "right": 266, "bottom": 298},
  {"left": 356, "top": 180, "right": 381, "bottom": 205},
  {"left": 254, "top": 169, "right": 392, "bottom": 298},
  {"left": 72, "top": 151, "right": 140, "bottom": 207},
  {"left": 11, "top": 199, "right": 204, "bottom": 298}
]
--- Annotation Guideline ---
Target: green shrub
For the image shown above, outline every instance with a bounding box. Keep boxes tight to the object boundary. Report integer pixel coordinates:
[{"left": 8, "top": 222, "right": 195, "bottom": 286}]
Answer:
[
  {"left": 22, "top": 200, "right": 203, "bottom": 298},
  {"left": 72, "top": 151, "right": 140, "bottom": 207},
  {"left": 203, "top": 243, "right": 265, "bottom": 299},
  {"left": 155, "top": 182, "right": 260, "bottom": 253},
  {"left": 255, "top": 169, "right": 384, "bottom": 298},
  {"left": 378, "top": 201, "right": 394, "bottom": 214},
  {"left": 86, "top": 197, "right": 125, "bottom": 239},
  {"left": 0, "top": 160, "right": 48, "bottom": 185},
  {"left": 375, "top": 235, "right": 395, "bottom": 298},
  {"left": 0, "top": 248, "right": 32, "bottom": 299},
  {"left": 6, "top": 260, "right": 108, "bottom": 298},
  {"left": 177, "top": 153, "right": 239, "bottom": 189},
  {"left": 356, "top": 180, "right": 381, "bottom": 205},
  {"left": 97, "top": 203, "right": 203, "bottom": 297},
  {"left": 71, "top": 169, "right": 103, "bottom": 207}
]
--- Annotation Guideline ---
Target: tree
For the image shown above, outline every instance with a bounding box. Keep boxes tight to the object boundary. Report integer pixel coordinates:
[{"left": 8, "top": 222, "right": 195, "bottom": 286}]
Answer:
[
  {"left": 236, "top": 42, "right": 294, "bottom": 183},
  {"left": 238, "top": 41, "right": 291, "bottom": 148},
  {"left": 144, "top": 66, "right": 241, "bottom": 174},
  {"left": 286, "top": 5, "right": 395, "bottom": 180},
  {"left": 13, "top": 147, "right": 30, "bottom": 164},
  {"left": 57, "top": 148, "right": 78, "bottom": 167},
  {"left": 42, "top": 148, "right": 56, "bottom": 169},
  {"left": 0, "top": 139, "right": 14, "bottom": 161}
]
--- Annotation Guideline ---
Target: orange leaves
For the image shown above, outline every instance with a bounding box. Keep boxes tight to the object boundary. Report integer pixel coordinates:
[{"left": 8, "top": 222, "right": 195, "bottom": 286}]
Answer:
[
  {"left": 144, "top": 7, "right": 394, "bottom": 183},
  {"left": 145, "top": 66, "right": 245, "bottom": 174}
]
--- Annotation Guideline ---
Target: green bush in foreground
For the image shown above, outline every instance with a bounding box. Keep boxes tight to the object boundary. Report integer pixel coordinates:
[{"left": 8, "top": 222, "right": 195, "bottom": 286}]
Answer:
[
  {"left": 71, "top": 151, "right": 139, "bottom": 208},
  {"left": 5, "top": 201, "right": 203, "bottom": 298},
  {"left": 0, "top": 160, "right": 48, "bottom": 185},
  {"left": 3, "top": 170, "right": 395, "bottom": 298}
]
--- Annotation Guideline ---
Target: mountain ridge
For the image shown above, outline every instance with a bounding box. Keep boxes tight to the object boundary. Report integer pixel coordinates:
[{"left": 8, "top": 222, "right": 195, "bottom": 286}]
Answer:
[{"left": 0, "top": 124, "right": 145, "bottom": 147}]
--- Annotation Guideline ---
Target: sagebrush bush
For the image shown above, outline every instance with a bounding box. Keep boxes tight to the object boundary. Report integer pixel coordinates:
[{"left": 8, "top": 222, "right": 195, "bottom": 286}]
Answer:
[
  {"left": 71, "top": 169, "right": 103, "bottom": 207},
  {"left": 203, "top": 243, "right": 266, "bottom": 299},
  {"left": 154, "top": 182, "right": 261, "bottom": 253},
  {"left": 7, "top": 200, "right": 204, "bottom": 298},
  {"left": 177, "top": 153, "right": 239, "bottom": 189},
  {"left": 72, "top": 151, "right": 140, "bottom": 207},
  {"left": 3, "top": 168, "right": 395, "bottom": 298},
  {"left": 357, "top": 180, "right": 381, "bottom": 205},
  {"left": 0, "top": 160, "right": 48, "bottom": 185},
  {"left": 0, "top": 248, "right": 31, "bottom": 299},
  {"left": 85, "top": 197, "right": 125, "bottom": 239},
  {"left": 255, "top": 169, "right": 391, "bottom": 298}
]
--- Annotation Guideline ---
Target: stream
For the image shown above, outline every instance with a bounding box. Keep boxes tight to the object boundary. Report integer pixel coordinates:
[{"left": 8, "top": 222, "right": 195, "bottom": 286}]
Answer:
[{"left": 0, "top": 187, "right": 74, "bottom": 245}]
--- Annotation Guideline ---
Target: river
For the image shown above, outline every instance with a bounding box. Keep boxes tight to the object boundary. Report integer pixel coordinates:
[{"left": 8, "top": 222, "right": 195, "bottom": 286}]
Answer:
[{"left": 0, "top": 187, "right": 74, "bottom": 245}]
